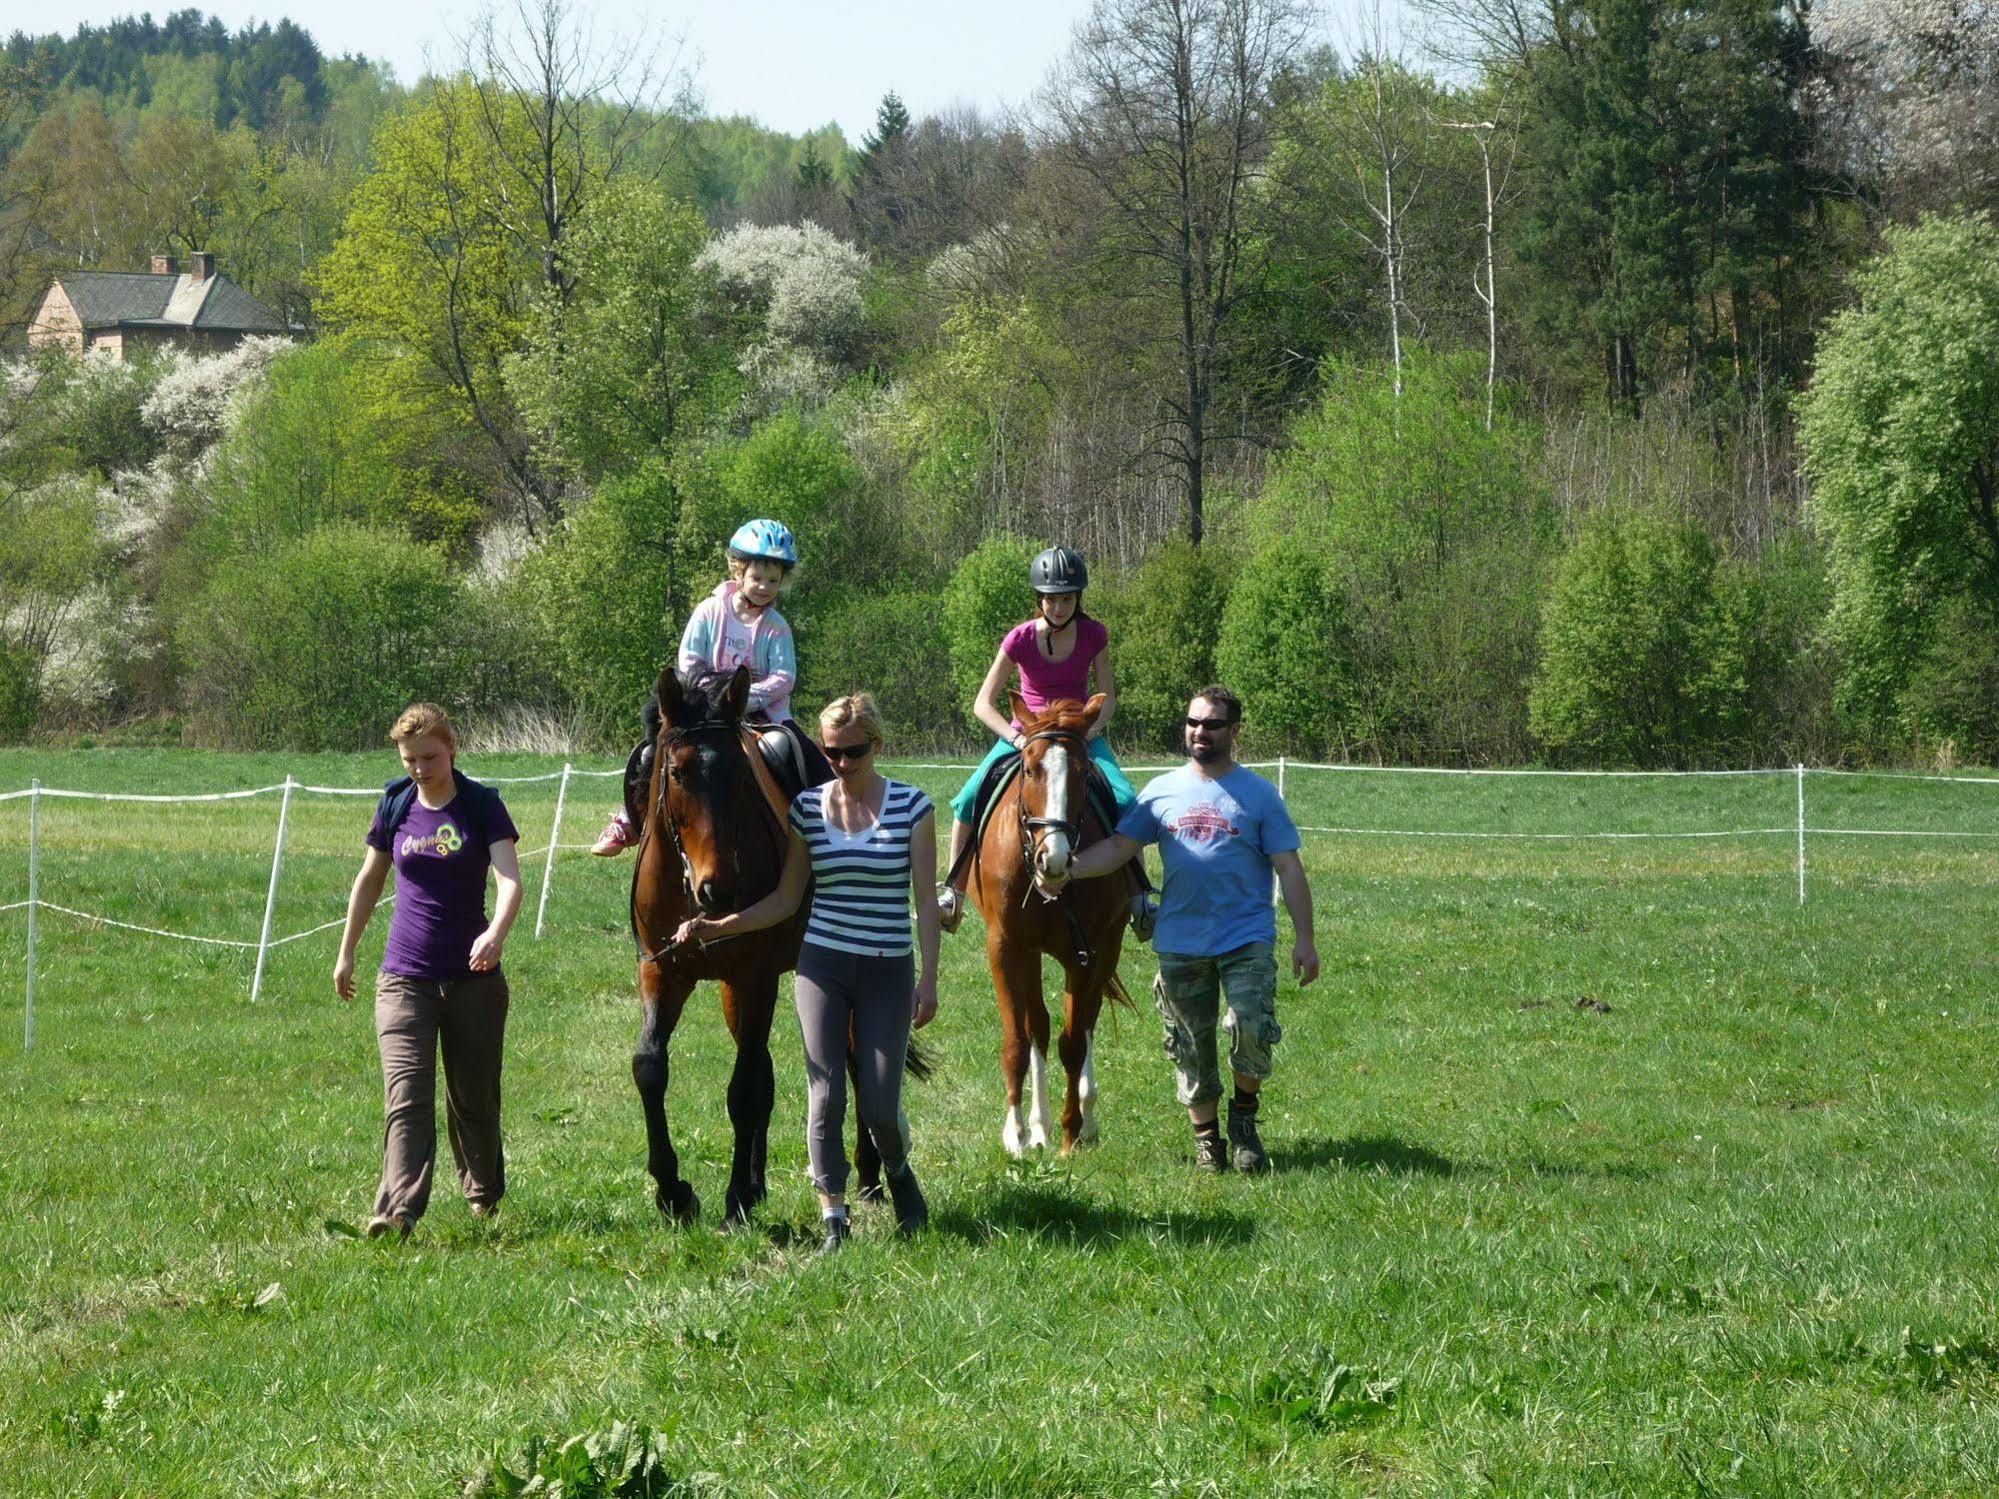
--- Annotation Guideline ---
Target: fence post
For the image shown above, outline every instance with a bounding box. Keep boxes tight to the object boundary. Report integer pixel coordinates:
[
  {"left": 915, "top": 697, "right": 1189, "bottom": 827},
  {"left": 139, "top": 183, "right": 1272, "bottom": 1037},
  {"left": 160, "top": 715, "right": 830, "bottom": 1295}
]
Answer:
[
  {"left": 535, "top": 761, "right": 572, "bottom": 940},
  {"left": 250, "top": 776, "right": 295, "bottom": 1003},
  {"left": 1274, "top": 754, "right": 1288, "bottom": 908},
  {"left": 1795, "top": 763, "right": 1806, "bottom": 907},
  {"left": 24, "top": 778, "right": 39, "bottom": 1051}
]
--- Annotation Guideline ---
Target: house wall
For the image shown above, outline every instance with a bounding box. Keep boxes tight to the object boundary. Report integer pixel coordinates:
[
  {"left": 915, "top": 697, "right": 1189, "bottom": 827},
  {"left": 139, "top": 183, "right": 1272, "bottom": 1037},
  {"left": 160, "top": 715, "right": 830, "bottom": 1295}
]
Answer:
[{"left": 26, "top": 285, "right": 84, "bottom": 355}]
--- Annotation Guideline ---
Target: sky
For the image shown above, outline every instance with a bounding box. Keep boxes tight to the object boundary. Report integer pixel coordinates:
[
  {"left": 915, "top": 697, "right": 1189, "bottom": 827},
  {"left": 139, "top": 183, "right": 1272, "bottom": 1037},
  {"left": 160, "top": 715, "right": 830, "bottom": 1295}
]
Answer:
[
  {"left": 20, "top": 2, "right": 1423, "bottom": 143},
  {"left": 18, "top": 1, "right": 1106, "bottom": 142}
]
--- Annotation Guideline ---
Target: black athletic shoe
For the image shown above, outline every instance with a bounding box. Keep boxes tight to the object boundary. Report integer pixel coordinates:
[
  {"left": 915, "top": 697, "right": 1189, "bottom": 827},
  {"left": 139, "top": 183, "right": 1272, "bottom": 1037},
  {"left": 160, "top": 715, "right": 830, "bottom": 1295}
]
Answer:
[
  {"left": 819, "top": 1214, "right": 851, "bottom": 1255},
  {"left": 1193, "top": 1128, "right": 1230, "bottom": 1173},
  {"left": 1227, "top": 1100, "right": 1268, "bottom": 1174},
  {"left": 885, "top": 1164, "right": 929, "bottom": 1236}
]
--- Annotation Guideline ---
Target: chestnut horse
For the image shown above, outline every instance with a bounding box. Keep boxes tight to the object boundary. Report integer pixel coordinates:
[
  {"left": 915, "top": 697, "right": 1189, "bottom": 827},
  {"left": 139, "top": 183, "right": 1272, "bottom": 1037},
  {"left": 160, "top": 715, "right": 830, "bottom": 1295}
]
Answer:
[{"left": 967, "top": 692, "right": 1134, "bottom": 1154}]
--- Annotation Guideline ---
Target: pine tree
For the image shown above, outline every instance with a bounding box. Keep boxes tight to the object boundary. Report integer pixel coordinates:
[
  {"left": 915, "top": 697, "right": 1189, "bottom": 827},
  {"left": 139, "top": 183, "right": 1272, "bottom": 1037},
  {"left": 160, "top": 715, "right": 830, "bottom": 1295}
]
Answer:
[{"left": 1517, "top": 0, "right": 1810, "bottom": 411}]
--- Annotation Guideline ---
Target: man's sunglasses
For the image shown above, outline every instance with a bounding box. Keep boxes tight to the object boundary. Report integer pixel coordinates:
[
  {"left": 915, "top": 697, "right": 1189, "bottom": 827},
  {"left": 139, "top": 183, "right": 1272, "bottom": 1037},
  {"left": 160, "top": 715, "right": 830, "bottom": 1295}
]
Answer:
[
  {"left": 822, "top": 741, "right": 874, "bottom": 762},
  {"left": 1185, "top": 716, "right": 1239, "bottom": 731}
]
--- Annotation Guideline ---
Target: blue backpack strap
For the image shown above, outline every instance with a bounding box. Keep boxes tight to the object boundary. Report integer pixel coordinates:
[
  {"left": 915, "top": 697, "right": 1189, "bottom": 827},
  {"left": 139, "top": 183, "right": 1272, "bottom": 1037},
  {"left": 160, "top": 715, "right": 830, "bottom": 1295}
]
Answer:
[
  {"left": 448, "top": 769, "right": 505, "bottom": 846},
  {"left": 376, "top": 775, "right": 419, "bottom": 842}
]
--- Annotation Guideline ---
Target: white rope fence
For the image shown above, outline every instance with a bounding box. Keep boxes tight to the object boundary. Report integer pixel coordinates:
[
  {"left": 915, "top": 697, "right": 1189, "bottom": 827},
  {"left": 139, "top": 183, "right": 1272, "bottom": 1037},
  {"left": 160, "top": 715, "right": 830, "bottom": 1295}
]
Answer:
[{"left": 2, "top": 756, "right": 1993, "bottom": 1049}]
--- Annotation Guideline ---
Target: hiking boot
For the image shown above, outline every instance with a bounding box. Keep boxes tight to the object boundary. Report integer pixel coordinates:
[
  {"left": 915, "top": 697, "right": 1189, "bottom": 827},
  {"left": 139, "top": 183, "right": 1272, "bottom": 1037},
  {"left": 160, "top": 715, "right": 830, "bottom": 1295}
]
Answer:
[
  {"left": 468, "top": 1201, "right": 498, "bottom": 1220},
  {"left": 591, "top": 811, "right": 638, "bottom": 857},
  {"left": 1129, "top": 890, "right": 1158, "bottom": 942},
  {"left": 1227, "top": 1099, "right": 1268, "bottom": 1174},
  {"left": 819, "top": 1214, "right": 851, "bottom": 1255},
  {"left": 365, "top": 1213, "right": 411, "bottom": 1239},
  {"left": 885, "top": 1163, "right": 929, "bottom": 1236},
  {"left": 1193, "top": 1128, "right": 1230, "bottom": 1174},
  {"left": 935, "top": 884, "right": 964, "bottom": 934}
]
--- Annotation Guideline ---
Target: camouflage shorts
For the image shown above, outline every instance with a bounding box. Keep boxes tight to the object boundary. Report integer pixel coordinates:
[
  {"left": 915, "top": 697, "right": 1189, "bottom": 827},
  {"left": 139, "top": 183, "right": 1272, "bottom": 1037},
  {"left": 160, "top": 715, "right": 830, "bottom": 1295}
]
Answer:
[{"left": 1152, "top": 942, "right": 1282, "bottom": 1107}]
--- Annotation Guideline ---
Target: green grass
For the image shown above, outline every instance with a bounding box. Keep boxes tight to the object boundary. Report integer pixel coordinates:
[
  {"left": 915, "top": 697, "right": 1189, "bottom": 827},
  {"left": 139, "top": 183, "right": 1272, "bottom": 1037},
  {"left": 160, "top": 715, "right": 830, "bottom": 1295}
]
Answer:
[{"left": 3, "top": 748, "right": 1999, "bottom": 1494}]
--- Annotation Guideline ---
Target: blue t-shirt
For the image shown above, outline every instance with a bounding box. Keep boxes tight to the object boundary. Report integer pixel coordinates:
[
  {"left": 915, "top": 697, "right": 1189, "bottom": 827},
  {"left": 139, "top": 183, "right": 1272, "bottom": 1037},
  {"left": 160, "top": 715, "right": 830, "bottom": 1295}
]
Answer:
[{"left": 1117, "top": 764, "right": 1300, "bottom": 957}]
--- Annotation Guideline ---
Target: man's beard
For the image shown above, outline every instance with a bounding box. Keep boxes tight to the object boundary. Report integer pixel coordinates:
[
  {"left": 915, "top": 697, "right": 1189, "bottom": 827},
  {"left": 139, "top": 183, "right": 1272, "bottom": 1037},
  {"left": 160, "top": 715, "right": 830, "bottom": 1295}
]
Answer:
[{"left": 1188, "top": 738, "right": 1224, "bottom": 763}]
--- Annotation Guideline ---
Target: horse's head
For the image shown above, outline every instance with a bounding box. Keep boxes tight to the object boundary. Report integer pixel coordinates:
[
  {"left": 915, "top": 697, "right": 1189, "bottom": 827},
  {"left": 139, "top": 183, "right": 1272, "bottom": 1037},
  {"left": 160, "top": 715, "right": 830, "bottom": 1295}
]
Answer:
[
  {"left": 1010, "top": 690, "right": 1107, "bottom": 892},
  {"left": 655, "top": 664, "right": 761, "bottom": 916}
]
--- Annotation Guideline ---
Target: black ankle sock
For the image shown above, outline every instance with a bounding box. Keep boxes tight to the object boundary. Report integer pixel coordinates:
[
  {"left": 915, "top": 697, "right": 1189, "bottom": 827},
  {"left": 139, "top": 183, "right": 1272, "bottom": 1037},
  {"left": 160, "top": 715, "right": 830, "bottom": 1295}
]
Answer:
[
  {"left": 1232, "top": 1093, "right": 1259, "bottom": 1116},
  {"left": 1194, "top": 1118, "right": 1223, "bottom": 1140}
]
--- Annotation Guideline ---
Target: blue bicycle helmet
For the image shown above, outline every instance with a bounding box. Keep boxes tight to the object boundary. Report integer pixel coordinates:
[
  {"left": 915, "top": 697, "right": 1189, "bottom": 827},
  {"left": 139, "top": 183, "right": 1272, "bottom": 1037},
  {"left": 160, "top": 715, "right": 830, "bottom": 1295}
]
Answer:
[{"left": 727, "top": 518, "right": 799, "bottom": 568}]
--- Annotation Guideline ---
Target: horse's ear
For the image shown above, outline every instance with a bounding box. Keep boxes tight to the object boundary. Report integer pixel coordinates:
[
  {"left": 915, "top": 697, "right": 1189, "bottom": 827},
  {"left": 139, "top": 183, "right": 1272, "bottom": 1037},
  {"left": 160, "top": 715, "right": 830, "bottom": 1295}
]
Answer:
[
  {"left": 1079, "top": 693, "right": 1109, "bottom": 730},
  {"left": 1008, "top": 689, "right": 1034, "bottom": 729},
  {"left": 656, "top": 667, "right": 683, "bottom": 717},
  {"left": 724, "top": 663, "right": 751, "bottom": 720}
]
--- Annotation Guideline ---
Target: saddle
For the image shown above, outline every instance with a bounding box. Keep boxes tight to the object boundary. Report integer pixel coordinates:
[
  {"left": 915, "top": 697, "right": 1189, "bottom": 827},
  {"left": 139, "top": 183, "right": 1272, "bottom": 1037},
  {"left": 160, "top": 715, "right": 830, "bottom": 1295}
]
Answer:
[
  {"left": 623, "top": 718, "right": 824, "bottom": 832},
  {"left": 945, "top": 747, "right": 1133, "bottom": 888}
]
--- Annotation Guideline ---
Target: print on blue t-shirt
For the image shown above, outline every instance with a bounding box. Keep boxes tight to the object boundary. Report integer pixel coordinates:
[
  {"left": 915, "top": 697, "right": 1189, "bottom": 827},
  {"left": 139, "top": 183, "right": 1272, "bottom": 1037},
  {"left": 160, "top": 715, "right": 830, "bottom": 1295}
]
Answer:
[{"left": 1116, "top": 764, "right": 1301, "bottom": 957}]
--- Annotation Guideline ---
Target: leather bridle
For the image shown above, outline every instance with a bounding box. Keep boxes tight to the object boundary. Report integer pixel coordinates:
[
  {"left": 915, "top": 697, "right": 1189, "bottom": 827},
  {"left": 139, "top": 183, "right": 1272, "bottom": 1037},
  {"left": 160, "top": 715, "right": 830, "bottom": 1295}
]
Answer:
[
  {"left": 644, "top": 718, "right": 778, "bottom": 963},
  {"left": 1016, "top": 725, "right": 1087, "bottom": 881}
]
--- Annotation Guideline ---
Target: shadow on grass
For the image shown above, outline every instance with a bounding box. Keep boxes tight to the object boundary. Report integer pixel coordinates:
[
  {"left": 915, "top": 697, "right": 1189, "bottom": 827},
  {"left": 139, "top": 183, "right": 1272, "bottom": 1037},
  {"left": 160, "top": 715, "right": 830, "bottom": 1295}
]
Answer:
[
  {"left": 1277, "top": 1135, "right": 1462, "bottom": 1177},
  {"left": 934, "top": 1180, "right": 1259, "bottom": 1248}
]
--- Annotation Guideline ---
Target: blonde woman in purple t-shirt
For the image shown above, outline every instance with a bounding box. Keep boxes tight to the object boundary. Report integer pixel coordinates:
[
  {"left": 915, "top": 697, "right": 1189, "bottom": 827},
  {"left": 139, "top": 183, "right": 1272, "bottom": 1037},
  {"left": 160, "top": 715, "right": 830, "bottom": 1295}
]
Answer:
[{"left": 935, "top": 546, "right": 1138, "bottom": 932}]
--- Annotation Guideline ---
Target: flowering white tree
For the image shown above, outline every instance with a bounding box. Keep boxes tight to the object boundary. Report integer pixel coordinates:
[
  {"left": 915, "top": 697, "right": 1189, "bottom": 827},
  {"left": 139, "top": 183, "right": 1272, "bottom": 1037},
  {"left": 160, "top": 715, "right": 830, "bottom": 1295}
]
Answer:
[
  {"left": 696, "top": 222, "right": 870, "bottom": 406},
  {"left": 139, "top": 335, "right": 291, "bottom": 459},
  {"left": 1812, "top": 0, "right": 1999, "bottom": 213}
]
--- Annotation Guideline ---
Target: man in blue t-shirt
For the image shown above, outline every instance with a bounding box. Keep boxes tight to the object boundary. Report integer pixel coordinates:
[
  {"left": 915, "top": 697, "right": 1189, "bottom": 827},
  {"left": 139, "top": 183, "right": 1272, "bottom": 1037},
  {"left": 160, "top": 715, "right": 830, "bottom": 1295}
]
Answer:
[{"left": 1062, "top": 684, "right": 1319, "bottom": 1172}]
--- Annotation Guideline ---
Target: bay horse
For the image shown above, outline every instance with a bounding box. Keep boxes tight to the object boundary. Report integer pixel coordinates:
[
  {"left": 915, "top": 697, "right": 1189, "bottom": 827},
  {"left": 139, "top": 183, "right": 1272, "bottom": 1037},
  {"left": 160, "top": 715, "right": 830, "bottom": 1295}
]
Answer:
[
  {"left": 967, "top": 692, "right": 1135, "bottom": 1154},
  {"left": 628, "top": 665, "right": 912, "bottom": 1226}
]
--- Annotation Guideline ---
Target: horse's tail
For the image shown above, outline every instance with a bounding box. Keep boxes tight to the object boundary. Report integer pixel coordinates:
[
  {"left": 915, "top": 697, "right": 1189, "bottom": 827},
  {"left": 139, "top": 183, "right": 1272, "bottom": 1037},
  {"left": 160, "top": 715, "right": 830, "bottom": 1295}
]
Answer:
[{"left": 845, "top": 1018, "right": 937, "bottom": 1082}]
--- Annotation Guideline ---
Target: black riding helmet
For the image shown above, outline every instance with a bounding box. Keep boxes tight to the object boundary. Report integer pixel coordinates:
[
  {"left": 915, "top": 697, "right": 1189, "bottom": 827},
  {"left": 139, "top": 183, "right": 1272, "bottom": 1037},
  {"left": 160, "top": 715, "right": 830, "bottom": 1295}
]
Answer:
[{"left": 1030, "top": 546, "right": 1088, "bottom": 595}]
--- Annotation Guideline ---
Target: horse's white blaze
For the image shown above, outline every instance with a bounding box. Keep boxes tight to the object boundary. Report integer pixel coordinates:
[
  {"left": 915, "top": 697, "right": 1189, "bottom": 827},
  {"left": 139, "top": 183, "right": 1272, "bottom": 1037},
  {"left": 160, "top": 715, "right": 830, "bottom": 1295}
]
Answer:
[
  {"left": 1077, "top": 1032, "right": 1099, "bottom": 1143},
  {"left": 1038, "top": 745, "right": 1073, "bottom": 876},
  {"left": 1027, "top": 1044, "right": 1052, "bottom": 1150}
]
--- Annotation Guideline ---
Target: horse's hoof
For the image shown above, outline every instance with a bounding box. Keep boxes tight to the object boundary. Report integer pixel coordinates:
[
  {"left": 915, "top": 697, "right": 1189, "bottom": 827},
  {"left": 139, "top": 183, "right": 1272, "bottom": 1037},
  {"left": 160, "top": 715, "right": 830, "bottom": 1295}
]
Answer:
[{"left": 656, "top": 1184, "right": 700, "bottom": 1224}]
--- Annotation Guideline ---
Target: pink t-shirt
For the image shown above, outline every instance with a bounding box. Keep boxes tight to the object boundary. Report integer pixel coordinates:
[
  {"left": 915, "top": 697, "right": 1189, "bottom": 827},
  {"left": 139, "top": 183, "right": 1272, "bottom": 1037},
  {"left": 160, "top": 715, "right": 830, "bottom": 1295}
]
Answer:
[{"left": 1002, "top": 616, "right": 1109, "bottom": 722}]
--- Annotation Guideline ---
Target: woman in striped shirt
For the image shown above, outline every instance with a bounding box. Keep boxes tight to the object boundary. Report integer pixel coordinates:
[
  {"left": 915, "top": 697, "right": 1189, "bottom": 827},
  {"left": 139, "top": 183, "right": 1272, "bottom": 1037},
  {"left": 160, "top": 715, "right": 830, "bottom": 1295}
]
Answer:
[{"left": 672, "top": 692, "right": 941, "bottom": 1253}]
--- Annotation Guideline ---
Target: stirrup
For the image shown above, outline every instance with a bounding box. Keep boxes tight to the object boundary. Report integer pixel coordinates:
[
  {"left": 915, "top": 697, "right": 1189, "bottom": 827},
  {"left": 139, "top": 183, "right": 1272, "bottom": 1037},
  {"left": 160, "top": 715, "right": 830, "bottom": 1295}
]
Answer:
[{"left": 936, "top": 884, "right": 964, "bottom": 934}]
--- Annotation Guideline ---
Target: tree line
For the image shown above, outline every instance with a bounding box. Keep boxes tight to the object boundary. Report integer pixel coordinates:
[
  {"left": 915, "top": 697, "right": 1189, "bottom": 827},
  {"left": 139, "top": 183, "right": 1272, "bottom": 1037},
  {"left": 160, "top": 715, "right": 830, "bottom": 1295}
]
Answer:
[{"left": 0, "top": 0, "right": 1995, "bottom": 766}]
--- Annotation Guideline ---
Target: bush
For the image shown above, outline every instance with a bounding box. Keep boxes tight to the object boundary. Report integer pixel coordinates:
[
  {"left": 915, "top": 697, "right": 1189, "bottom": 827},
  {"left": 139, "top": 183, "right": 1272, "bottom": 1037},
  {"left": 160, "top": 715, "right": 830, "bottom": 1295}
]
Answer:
[
  {"left": 0, "top": 642, "right": 37, "bottom": 741},
  {"left": 796, "top": 588, "right": 955, "bottom": 749},
  {"left": 510, "top": 461, "right": 681, "bottom": 740},
  {"left": 1253, "top": 353, "right": 1552, "bottom": 760},
  {"left": 178, "top": 523, "right": 468, "bottom": 749},
  {"left": 1095, "top": 536, "right": 1234, "bottom": 753},
  {"left": 941, "top": 535, "right": 1035, "bottom": 732},
  {"left": 1215, "top": 549, "right": 1360, "bottom": 754},
  {"left": 199, "top": 339, "right": 477, "bottom": 557},
  {"left": 1527, "top": 509, "right": 1755, "bottom": 765}
]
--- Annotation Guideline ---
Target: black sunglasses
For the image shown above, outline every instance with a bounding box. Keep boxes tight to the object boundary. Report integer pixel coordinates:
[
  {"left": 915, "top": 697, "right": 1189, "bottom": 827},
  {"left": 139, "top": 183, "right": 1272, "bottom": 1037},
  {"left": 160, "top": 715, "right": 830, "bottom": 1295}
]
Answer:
[
  {"left": 822, "top": 741, "right": 874, "bottom": 762},
  {"left": 1185, "top": 716, "right": 1238, "bottom": 731}
]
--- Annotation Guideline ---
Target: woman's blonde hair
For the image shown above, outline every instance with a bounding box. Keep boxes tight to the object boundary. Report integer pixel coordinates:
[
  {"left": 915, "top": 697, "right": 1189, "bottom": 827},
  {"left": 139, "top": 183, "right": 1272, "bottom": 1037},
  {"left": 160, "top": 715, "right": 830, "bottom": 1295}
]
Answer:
[
  {"left": 389, "top": 702, "right": 457, "bottom": 748},
  {"left": 819, "top": 692, "right": 885, "bottom": 746}
]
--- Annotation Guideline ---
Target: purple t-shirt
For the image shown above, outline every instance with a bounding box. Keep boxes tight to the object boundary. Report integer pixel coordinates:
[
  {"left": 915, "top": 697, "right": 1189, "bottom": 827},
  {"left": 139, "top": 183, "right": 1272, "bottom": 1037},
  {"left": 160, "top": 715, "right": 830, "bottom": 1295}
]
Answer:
[
  {"left": 366, "top": 793, "right": 519, "bottom": 980},
  {"left": 1003, "top": 615, "right": 1109, "bottom": 722}
]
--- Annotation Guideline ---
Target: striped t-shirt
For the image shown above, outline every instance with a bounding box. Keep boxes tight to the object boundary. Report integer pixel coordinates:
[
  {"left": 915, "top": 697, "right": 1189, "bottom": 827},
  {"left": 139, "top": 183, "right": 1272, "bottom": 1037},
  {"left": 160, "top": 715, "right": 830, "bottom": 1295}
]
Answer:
[{"left": 788, "top": 779, "right": 933, "bottom": 957}]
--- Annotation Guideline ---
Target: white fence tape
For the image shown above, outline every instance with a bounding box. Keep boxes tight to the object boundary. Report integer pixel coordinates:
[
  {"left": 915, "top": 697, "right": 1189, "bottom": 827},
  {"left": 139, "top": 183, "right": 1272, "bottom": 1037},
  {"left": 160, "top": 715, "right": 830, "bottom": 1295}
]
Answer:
[{"left": 5, "top": 760, "right": 1997, "bottom": 1050}]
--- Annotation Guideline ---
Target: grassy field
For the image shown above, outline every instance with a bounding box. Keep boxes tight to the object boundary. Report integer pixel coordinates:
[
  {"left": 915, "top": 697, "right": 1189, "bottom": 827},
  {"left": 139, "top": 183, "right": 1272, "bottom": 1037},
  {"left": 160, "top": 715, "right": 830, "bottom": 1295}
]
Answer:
[{"left": 3, "top": 748, "right": 1999, "bottom": 1494}]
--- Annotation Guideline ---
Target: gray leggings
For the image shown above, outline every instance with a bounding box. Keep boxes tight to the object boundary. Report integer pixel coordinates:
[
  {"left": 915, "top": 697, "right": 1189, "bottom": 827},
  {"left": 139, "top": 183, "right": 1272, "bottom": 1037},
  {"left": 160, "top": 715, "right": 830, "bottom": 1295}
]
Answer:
[{"left": 794, "top": 942, "right": 914, "bottom": 1195}]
